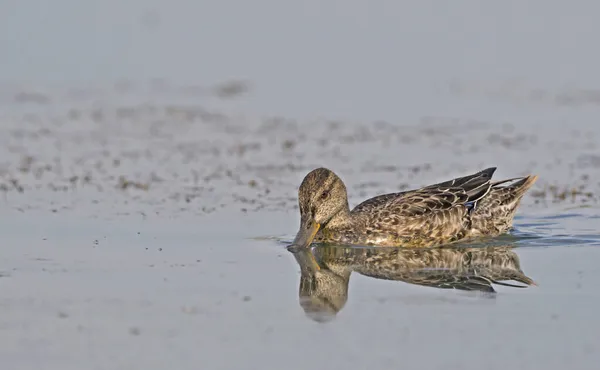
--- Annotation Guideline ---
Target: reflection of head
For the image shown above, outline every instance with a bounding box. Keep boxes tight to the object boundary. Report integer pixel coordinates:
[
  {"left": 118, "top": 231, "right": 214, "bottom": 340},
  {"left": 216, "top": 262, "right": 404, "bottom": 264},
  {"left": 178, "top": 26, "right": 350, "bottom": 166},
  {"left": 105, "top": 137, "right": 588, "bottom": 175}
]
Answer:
[{"left": 298, "top": 269, "right": 349, "bottom": 323}]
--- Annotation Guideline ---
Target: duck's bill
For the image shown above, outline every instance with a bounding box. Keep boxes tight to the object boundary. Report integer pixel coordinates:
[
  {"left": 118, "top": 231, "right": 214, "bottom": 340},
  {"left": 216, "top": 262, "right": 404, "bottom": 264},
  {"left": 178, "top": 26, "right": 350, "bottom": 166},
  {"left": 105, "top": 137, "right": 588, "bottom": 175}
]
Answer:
[{"left": 291, "top": 219, "right": 321, "bottom": 248}]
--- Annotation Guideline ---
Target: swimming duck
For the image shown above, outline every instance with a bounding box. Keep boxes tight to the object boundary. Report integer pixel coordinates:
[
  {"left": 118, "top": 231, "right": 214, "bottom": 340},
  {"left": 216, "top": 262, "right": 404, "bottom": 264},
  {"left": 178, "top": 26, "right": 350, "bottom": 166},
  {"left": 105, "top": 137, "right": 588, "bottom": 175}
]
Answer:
[
  {"left": 291, "top": 167, "right": 537, "bottom": 248},
  {"left": 289, "top": 244, "right": 535, "bottom": 321}
]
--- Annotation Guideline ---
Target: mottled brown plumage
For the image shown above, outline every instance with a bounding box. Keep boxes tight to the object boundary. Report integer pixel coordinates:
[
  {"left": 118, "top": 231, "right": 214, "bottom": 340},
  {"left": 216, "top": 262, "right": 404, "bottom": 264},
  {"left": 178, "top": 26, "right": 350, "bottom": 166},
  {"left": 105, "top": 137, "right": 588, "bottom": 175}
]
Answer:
[
  {"left": 289, "top": 244, "right": 535, "bottom": 322},
  {"left": 291, "top": 167, "right": 538, "bottom": 248}
]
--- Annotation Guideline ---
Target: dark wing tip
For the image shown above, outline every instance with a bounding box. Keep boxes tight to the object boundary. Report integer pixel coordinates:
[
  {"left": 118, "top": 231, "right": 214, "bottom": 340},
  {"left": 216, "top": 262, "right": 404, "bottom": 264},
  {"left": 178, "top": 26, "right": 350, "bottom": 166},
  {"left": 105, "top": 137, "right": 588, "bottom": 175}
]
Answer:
[{"left": 480, "top": 167, "right": 497, "bottom": 179}]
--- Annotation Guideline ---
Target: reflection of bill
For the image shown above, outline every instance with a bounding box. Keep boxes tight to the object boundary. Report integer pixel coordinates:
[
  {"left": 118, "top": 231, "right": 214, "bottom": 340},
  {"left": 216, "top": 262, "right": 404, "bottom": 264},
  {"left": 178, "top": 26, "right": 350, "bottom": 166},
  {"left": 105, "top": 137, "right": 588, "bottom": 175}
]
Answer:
[{"left": 288, "top": 244, "right": 535, "bottom": 323}]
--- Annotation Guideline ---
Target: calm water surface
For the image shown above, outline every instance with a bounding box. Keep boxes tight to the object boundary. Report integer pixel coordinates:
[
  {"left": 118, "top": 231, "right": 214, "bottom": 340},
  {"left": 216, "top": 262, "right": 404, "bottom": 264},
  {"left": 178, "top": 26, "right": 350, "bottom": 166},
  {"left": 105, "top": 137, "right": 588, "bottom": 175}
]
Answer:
[{"left": 1, "top": 208, "right": 599, "bottom": 370}]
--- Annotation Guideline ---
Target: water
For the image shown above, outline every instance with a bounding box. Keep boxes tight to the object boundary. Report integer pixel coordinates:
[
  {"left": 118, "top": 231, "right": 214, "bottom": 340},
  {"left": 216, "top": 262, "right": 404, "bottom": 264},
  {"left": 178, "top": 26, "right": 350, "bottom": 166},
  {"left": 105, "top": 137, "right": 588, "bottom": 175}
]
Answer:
[
  {"left": 1, "top": 210, "right": 599, "bottom": 370},
  {"left": 2, "top": 1, "right": 600, "bottom": 369}
]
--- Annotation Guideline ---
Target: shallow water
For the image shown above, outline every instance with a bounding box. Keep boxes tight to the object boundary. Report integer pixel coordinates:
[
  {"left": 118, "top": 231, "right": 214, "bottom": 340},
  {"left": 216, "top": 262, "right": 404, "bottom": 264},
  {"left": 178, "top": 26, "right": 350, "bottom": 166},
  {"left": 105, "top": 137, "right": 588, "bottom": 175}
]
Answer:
[
  {"left": 2, "top": 1, "right": 600, "bottom": 369},
  {"left": 2, "top": 205, "right": 600, "bottom": 370}
]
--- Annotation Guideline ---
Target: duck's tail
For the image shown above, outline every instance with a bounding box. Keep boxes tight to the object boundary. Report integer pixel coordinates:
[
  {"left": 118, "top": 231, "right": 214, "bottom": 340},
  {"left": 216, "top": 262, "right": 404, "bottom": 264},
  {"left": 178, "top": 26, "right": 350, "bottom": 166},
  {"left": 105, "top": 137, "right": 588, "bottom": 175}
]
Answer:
[
  {"left": 471, "top": 174, "right": 538, "bottom": 233},
  {"left": 491, "top": 174, "right": 539, "bottom": 198}
]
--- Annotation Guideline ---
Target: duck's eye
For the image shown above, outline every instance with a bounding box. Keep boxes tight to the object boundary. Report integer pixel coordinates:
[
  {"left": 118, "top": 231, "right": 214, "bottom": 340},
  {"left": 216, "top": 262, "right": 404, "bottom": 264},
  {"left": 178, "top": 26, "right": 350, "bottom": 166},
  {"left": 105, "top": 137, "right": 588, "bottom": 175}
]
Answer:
[{"left": 320, "top": 191, "right": 329, "bottom": 200}]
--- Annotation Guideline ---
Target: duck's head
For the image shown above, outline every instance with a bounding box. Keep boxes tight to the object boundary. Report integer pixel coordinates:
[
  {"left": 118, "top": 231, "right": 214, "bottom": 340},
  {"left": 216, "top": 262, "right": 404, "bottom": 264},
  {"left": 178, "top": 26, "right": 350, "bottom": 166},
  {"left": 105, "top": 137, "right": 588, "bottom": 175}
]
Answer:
[{"left": 291, "top": 168, "right": 349, "bottom": 248}]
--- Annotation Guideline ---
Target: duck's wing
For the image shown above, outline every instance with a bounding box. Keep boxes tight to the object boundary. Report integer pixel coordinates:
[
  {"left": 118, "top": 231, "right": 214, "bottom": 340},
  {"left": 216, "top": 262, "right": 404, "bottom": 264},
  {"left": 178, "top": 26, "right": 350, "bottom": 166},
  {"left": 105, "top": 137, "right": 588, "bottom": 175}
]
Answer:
[
  {"left": 352, "top": 167, "right": 496, "bottom": 214},
  {"left": 399, "top": 167, "right": 496, "bottom": 213},
  {"left": 423, "top": 167, "right": 497, "bottom": 190}
]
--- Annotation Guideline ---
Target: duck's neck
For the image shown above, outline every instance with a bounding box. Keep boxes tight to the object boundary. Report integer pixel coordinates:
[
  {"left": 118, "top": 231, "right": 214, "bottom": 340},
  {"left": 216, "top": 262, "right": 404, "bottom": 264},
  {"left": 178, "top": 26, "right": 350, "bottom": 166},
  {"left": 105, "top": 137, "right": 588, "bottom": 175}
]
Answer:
[{"left": 325, "top": 203, "right": 352, "bottom": 229}]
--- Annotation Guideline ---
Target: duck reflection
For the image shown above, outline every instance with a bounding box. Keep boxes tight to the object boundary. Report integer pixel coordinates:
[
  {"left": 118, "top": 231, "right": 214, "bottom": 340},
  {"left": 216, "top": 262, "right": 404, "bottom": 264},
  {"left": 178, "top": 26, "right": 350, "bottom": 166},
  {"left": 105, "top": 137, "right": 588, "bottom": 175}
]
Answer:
[{"left": 288, "top": 244, "right": 535, "bottom": 322}]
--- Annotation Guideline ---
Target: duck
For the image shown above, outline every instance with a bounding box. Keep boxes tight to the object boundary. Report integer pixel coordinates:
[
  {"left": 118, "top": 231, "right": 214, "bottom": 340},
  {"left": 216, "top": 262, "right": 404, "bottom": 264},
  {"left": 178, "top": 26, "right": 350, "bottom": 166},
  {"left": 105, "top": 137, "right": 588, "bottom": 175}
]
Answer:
[
  {"left": 289, "top": 244, "right": 535, "bottom": 322},
  {"left": 291, "top": 167, "right": 538, "bottom": 248}
]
